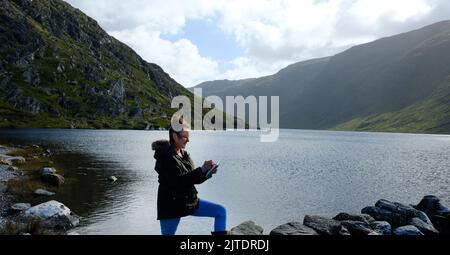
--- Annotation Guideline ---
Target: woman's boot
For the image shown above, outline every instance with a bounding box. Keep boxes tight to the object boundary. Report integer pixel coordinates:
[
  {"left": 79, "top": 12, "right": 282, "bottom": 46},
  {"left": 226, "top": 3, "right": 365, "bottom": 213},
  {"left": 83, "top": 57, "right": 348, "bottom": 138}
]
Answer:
[{"left": 211, "top": 231, "right": 228, "bottom": 235}]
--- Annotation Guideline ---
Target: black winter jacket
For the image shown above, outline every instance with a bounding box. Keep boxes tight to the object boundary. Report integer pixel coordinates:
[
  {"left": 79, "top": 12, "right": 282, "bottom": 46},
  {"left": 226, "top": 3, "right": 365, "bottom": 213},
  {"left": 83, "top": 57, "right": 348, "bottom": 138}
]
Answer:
[{"left": 152, "top": 140, "right": 209, "bottom": 220}]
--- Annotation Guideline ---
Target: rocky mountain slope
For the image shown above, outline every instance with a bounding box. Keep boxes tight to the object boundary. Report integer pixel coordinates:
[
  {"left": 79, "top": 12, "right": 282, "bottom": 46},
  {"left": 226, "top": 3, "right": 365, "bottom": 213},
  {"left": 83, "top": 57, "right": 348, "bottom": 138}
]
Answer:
[
  {"left": 0, "top": 0, "right": 192, "bottom": 129},
  {"left": 193, "top": 21, "right": 450, "bottom": 134}
]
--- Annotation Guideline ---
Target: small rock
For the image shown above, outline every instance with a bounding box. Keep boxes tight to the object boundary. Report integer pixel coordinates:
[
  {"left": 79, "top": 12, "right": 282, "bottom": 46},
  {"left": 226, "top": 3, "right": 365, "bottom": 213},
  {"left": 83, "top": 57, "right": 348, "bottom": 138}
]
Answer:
[
  {"left": 0, "top": 159, "right": 12, "bottom": 165},
  {"left": 340, "top": 221, "right": 374, "bottom": 235},
  {"left": 229, "top": 221, "right": 264, "bottom": 235},
  {"left": 56, "top": 63, "right": 65, "bottom": 73},
  {"left": 270, "top": 222, "right": 318, "bottom": 235},
  {"left": 338, "top": 225, "right": 351, "bottom": 235},
  {"left": 7, "top": 166, "right": 18, "bottom": 171},
  {"left": 333, "top": 212, "right": 375, "bottom": 224},
  {"left": 40, "top": 167, "right": 57, "bottom": 176},
  {"left": 42, "top": 149, "right": 52, "bottom": 157},
  {"left": 34, "top": 189, "right": 55, "bottom": 196},
  {"left": 31, "top": 145, "right": 40, "bottom": 149},
  {"left": 108, "top": 176, "right": 117, "bottom": 182},
  {"left": 393, "top": 225, "right": 424, "bottom": 236},
  {"left": 41, "top": 173, "right": 65, "bottom": 187},
  {"left": 303, "top": 215, "right": 342, "bottom": 235},
  {"left": 19, "top": 232, "right": 32, "bottom": 235},
  {"left": 0, "top": 183, "right": 6, "bottom": 193},
  {"left": 370, "top": 221, "right": 392, "bottom": 235},
  {"left": 13, "top": 171, "right": 25, "bottom": 177},
  {"left": 11, "top": 203, "right": 31, "bottom": 213},
  {"left": 8, "top": 156, "right": 26, "bottom": 165}
]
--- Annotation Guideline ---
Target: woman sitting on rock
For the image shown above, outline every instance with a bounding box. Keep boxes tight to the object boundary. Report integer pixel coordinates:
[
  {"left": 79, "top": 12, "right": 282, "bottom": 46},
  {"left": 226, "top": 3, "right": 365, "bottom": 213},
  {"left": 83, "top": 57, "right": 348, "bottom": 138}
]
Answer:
[{"left": 152, "top": 118, "right": 227, "bottom": 235}]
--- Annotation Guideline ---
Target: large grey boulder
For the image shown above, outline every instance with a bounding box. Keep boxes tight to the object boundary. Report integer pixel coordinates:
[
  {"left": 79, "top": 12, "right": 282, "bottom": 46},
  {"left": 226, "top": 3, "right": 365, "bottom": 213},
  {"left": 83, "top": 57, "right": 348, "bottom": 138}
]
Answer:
[
  {"left": 416, "top": 195, "right": 450, "bottom": 234},
  {"left": 303, "top": 215, "right": 342, "bottom": 235},
  {"left": 362, "top": 199, "right": 427, "bottom": 227},
  {"left": 270, "top": 222, "right": 318, "bottom": 235},
  {"left": 229, "top": 221, "right": 264, "bottom": 235},
  {"left": 393, "top": 225, "right": 424, "bottom": 236},
  {"left": 24, "top": 200, "right": 80, "bottom": 229},
  {"left": 408, "top": 217, "right": 439, "bottom": 235},
  {"left": 416, "top": 195, "right": 450, "bottom": 216},
  {"left": 375, "top": 199, "right": 420, "bottom": 218}
]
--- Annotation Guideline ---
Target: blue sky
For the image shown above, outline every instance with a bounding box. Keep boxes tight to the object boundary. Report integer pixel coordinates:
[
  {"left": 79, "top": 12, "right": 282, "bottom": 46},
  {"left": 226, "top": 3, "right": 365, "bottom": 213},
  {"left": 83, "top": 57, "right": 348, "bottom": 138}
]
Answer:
[
  {"left": 162, "top": 19, "right": 245, "bottom": 72},
  {"left": 65, "top": 0, "right": 450, "bottom": 87}
]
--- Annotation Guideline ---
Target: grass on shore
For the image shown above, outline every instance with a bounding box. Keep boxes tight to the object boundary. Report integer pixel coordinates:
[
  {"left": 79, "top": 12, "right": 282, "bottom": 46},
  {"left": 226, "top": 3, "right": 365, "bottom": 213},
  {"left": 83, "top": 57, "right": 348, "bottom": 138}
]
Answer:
[{"left": 1, "top": 144, "right": 58, "bottom": 199}]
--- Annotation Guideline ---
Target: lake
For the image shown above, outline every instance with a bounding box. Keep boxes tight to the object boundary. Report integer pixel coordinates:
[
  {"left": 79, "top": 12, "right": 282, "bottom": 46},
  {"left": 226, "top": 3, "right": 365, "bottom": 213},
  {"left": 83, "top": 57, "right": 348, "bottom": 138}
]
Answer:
[{"left": 0, "top": 129, "right": 449, "bottom": 235}]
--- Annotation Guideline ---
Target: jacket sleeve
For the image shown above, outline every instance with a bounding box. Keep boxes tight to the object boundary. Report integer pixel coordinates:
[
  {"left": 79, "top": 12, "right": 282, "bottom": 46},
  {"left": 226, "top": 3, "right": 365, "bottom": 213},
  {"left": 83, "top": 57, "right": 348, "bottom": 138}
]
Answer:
[
  {"left": 177, "top": 166, "right": 209, "bottom": 185},
  {"left": 157, "top": 155, "right": 209, "bottom": 187}
]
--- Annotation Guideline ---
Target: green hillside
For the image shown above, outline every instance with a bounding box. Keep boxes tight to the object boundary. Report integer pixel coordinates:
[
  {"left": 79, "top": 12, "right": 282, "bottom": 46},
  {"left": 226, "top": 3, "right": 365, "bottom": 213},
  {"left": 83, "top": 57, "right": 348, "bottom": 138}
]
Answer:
[
  {"left": 335, "top": 80, "right": 450, "bottom": 133},
  {"left": 0, "top": 0, "right": 191, "bottom": 129}
]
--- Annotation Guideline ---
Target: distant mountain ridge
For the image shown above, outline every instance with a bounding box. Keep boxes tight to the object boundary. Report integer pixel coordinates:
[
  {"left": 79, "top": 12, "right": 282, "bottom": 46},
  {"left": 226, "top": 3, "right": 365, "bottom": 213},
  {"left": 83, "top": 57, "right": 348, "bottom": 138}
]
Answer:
[
  {"left": 192, "top": 20, "right": 450, "bottom": 134},
  {"left": 0, "top": 0, "right": 191, "bottom": 129}
]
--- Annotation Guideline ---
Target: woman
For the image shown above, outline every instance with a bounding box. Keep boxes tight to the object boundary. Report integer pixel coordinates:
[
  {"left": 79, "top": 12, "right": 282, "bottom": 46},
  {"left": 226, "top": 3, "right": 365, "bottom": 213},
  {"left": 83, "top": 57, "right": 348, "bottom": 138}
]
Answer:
[{"left": 152, "top": 120, "right": 227, "bottom": 235}]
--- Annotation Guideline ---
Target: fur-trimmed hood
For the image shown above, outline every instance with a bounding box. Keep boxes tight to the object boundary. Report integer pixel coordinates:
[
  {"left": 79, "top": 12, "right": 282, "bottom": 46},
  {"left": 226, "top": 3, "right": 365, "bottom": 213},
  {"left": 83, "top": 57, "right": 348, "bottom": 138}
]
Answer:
[{"left": 152, "top": 140, "right": 170, "bottom": 159}]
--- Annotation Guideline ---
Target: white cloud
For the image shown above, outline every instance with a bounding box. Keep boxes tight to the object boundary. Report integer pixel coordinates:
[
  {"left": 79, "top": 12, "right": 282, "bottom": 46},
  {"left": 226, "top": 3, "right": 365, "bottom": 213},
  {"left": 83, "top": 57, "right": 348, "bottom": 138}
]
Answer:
[
  {"left": 110, "top": 26, "right": 219, "bottom": 86},
  {"left": 65, "top": 0, "right": 219, "bottom": 87},
  {"left": 64, "top": 0, "right": 450, "bottom": 87}
]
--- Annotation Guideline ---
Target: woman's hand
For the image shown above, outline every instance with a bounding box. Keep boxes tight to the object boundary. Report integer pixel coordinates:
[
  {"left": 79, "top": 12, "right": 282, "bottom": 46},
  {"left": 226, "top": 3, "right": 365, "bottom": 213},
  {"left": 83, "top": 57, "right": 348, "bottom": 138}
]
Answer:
[
  {"left": 202, "top": 160, "right": 214, "bottom": 170},
  {"left": 201, "top": 160, "right": 217, "bottom": 175}
]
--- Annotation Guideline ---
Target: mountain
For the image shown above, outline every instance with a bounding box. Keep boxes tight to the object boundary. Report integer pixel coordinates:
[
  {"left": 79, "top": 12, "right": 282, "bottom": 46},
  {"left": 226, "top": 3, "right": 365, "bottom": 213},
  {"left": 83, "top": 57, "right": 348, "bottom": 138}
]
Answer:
[
  {"left": 192, "top": 21, "right": 450, "bottom": 134},
  {"left": 0, "top": 0, "right": 191, "bottom": 129}
]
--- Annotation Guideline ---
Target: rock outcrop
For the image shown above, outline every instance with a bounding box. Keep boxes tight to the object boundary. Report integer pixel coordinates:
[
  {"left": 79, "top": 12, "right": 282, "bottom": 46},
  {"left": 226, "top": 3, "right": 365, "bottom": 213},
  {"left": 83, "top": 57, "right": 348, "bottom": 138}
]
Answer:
[
  {"left": 263, "top": 195, "right": 450, "bottom": 236},
  {"left": 39, "top": 167, "right": 65, "bottom": 187},
  {"left": 0, "top": 0, "right": 191, "bottom": 129},
  {"left": 229, "top": 221, "right": 264, "bottom": 235}
]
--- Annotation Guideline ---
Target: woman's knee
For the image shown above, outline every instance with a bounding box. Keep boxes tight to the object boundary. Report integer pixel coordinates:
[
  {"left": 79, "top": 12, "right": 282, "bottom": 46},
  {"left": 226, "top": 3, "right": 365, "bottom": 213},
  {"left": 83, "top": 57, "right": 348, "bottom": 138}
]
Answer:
[{"left": 216, "top": 204, "right": 227, "bottom": 217}]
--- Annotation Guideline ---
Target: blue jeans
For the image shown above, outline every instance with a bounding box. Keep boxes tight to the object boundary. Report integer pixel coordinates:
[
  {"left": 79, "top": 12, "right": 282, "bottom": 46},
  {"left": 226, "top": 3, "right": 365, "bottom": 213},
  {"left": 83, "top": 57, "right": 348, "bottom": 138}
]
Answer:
[{"left": 160, "top": 199, "right": 227, "bottom": 235}]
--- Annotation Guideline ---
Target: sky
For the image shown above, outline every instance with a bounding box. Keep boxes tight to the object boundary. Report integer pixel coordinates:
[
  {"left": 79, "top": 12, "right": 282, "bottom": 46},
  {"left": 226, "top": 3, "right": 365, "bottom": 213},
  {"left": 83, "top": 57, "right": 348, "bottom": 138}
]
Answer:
[{"left": 64, "top": 0, "right": 450, "bottom": 87}]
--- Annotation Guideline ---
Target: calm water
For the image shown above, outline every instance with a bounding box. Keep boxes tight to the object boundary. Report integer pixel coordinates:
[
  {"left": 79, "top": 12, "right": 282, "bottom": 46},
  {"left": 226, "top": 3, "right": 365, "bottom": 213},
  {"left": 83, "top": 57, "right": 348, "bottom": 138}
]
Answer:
[{"left": 0, "top": 129, "right": 449, "bottom": 235}]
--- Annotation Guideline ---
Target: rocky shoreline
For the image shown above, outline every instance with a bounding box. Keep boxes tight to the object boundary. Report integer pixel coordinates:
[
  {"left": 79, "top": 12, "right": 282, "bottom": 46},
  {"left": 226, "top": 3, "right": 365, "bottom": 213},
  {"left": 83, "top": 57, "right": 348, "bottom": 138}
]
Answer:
[
  {"left": 0, "top": 143, "right": 79, "bottom": 235},
  {"left": 228, "top": 195, "right": 450, "bottom": 235}
]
